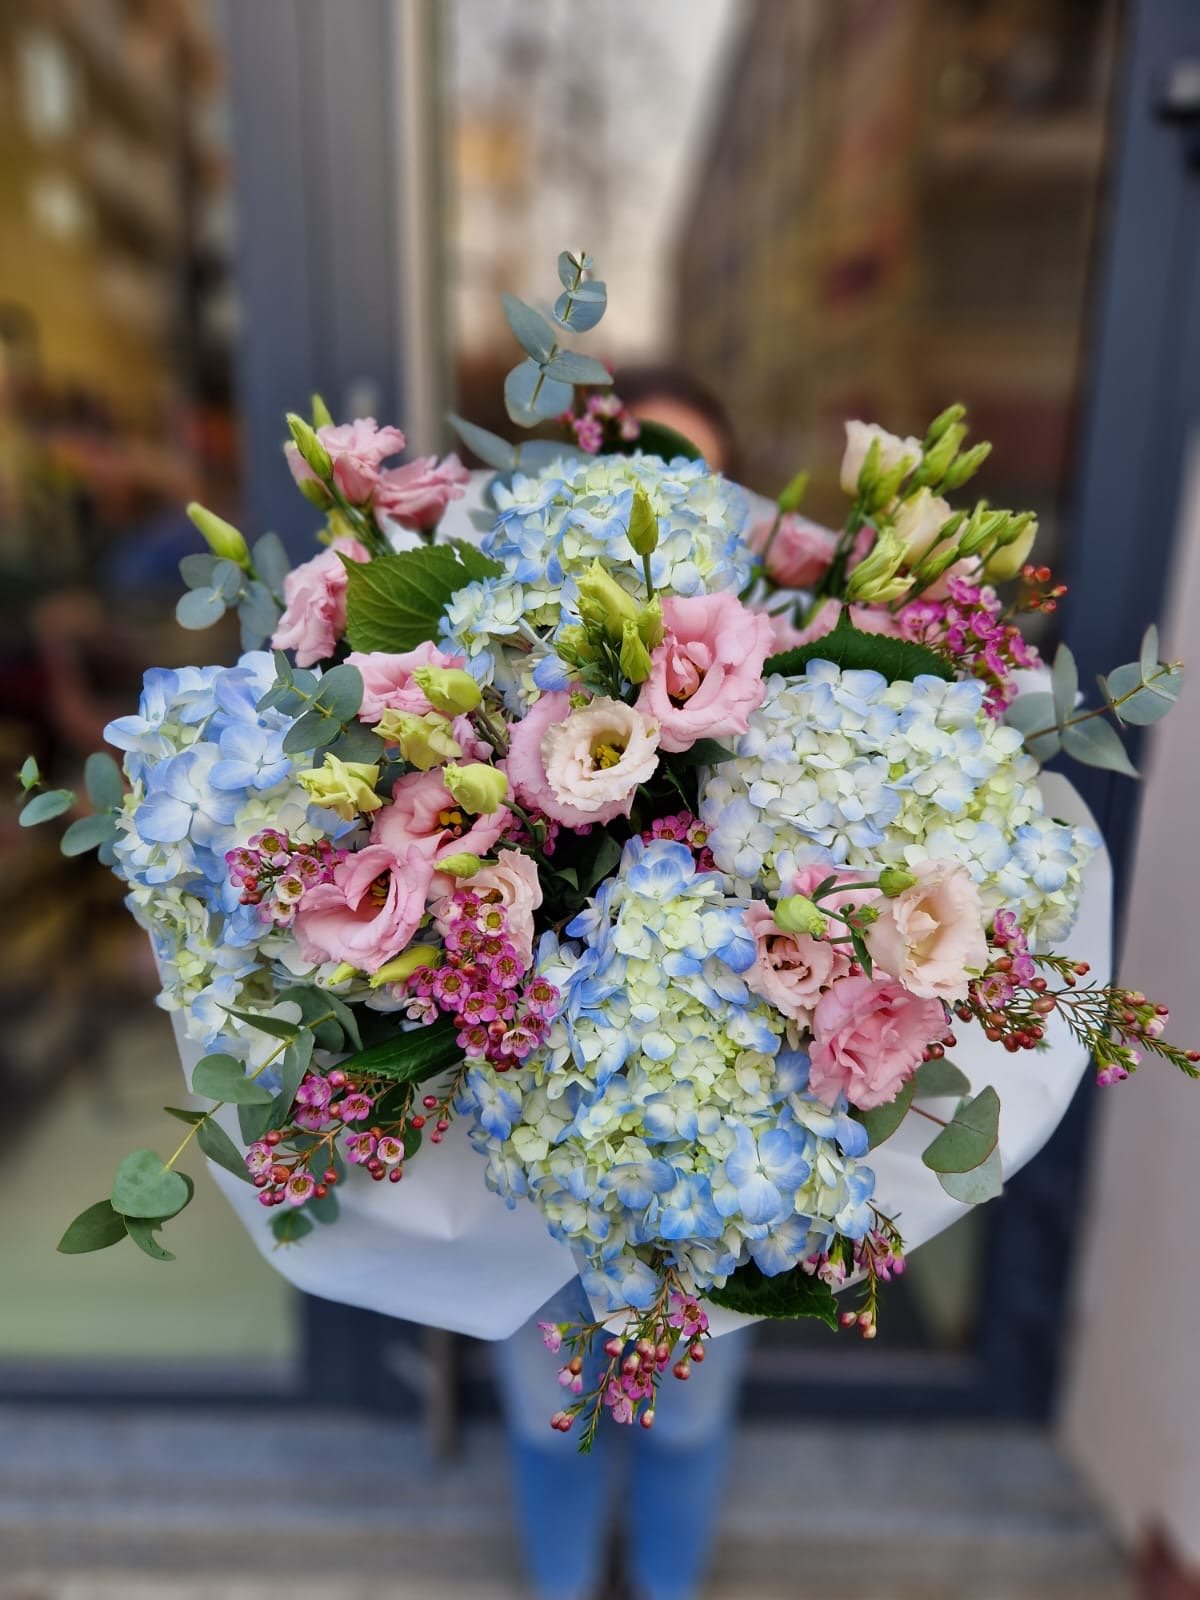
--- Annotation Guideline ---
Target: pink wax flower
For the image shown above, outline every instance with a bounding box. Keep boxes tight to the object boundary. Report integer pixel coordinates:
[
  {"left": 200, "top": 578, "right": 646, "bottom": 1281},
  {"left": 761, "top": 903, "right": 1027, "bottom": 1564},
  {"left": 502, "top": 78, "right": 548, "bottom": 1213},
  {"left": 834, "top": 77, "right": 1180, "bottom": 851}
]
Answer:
[
  {"left": 506, "top": 691, "right": 658, "bottom": 827},
  {"left": 809, "top": 976, "right": 945, "bottom": 1110},
  {"left": 373, "top": 453, "right": 470, "bottom": 531},
  {"left": 636, "top": 593, "right": 773, "bottom": 753},
  {"left": 372, "top": 768, "right": 511, "bottom": 866},
  {"left": 285, "top": 417, "right": 407, "bottom": 503},
  {"left": 865, "top": 858, "right": 989, "bottom": 1003},
  {"left": 437, "top": 848, "right": 543, "bottom": 967},
  {"left": 294, "top": 842, "right": 432, "bottom": 974},
  {"left": 271, "top": 537, "right": 370, "bottom": 668},
  {"left": 750, "top": 513, "right": 838, "bottom": 589},
  {"left": 742, "top": 901, "right": 841, "bottom": 1024},
  {"left": 346, "top": 642, "right": 465, "bottom": 723}
]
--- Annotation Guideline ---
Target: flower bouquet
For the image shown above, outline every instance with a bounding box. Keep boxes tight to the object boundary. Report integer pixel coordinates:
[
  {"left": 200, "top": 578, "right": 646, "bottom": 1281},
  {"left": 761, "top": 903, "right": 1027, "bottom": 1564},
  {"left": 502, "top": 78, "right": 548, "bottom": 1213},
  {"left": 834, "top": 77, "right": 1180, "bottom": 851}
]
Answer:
[{"left": 25, "top": 249, "right": 1196, "bottom": 1447}]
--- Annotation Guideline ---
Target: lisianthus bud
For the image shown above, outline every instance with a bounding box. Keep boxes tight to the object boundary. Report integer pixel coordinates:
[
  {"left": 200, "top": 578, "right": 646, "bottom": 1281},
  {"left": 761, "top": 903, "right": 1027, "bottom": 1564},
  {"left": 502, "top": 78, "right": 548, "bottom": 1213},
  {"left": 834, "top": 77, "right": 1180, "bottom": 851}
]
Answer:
[
  {"left": 777, "top": 468, "right": 810, "bottom": 514},
  {"left": 774, "top": 895, "right": 828, "bottom": 937},
  {"left": 286, "top": 413, "right": 333, "bottom": 481},
  {"left": 436, "top": 852, "right": 484, "bottom": 877},
  {"left": 576, "top": 561, "right": 640, "bottom": 638},
  {"left": 297, "top": 477, "right": 333, "bottom": 509},
  {"left": 627, "top": 486, "right": 659, "bottom": 557},
  {"left": 443, "top": 762, "right": 508, "bottom": 815},
  {"left": 369, "top": 945, "right": 441, "bottom": 987},
  {"left": 924, "top": 403, "right": 967, "bottom": 448},
  {"left": 376, "top": 708, "right": 461, "bottom": 771},
  {"left": 637, "top": 596, "right": 664, "bottom": 649},
  {"left": 911, "top": 543, "right": 964, "bottom": 589},
  {"left": 311, "top": 392, "right": 334, "bottom": 429},
  {"left": 983, "top": 515, "right": 1038, "bottom": 582},
  {"left": 913, "top": 423, "right": 965, "bottom": 487},
  {"left": 878, "top": 866, "right": 918, "bottom": 897},
  {"left": 619, "top": 619, "right": 653, "bottom": 684},
  {"left": 939, "top": 441, "right": 992, "bottom": 493},
  {"left": 845, "top": 530, "right": 911, "bottom": 604},
  {"left": 412, "top": 665, "right": 482, "bottom": 715},
  {"left": 297, "top": 754, "right": 383, "bottom": 821},
  {"left": 187, "top": 502, "right": 251, "bottom": 569}
]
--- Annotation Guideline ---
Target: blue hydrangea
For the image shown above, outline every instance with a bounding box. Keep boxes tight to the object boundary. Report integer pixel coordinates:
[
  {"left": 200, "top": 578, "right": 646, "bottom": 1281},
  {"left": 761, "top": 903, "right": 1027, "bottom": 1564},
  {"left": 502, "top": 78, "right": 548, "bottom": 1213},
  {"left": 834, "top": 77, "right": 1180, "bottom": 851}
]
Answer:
[{"left": 463, "top": 839, "right": 875, "bottom": 1311}]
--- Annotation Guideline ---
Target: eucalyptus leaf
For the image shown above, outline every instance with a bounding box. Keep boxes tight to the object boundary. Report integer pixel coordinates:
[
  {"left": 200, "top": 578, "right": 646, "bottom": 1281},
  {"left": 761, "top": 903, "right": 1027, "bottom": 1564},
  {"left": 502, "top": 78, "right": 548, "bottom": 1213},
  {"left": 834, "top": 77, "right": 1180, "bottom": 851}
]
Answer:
[
  {"left": 18, "top": 755, "right": 39, "bottom": 791},
  {"left": 1107, "top": 661, "right": 1185, "bottom": 725},
  {"left": 448, "top": 413, "right": 518, "bottom": 471},
  {"left": 543, "top": 350, "right": 613, "bottom": 386},
  {"left": 308, "top": 1190, "right": 340, "bottom": 1225},
  {"left": 514, "top": 438, "right": 585, "bottom": 471},
  {"left": 58, "top": 1199, "right": 128, "bottom": 1255},
  {"left": 60, "top": 813, "right": 118, "bottom": 856},
  {"left": 501, "top": 293, "right": 556, "bottom": 362},
  {"left": 176, "top": 587, "right": 227, "bottom": 630},
  {"left": 327, "top": 722, "right": 386, "bottom": 765},
  {"left": 111, "top": 1150, "right": 191, "bottom": 1220},
  {"left": 857, "top": 1076, "right": 915, "bottom": 1148},
  {"left": 124, "top": 1217, "right": 176, "bottom": 1262},
  {"left": 222, "top": 1007, "right": 301, "bottom": 1041},
  {"left": 706, "top": 1261, "right": 838, "bottom": 1327},
  {"left": 271, "top": 1210, "right": 314, "bottom": 1246},
  {"left": 84, "top": 751, "right": 123, "bottom": 811},
  {"left": 197, "top": 1117, "right": 253, "bottom": 1183},
  {"left": 553, "top": 283, "right": 607, "bottom": 333},
  {"left": 179, "top": 552, "right": 217, "bottom": 589},
  {"left": 920, "top": 1087, "right": 1000, "bottom": 1175},
  {"left": 238, "top": 581, "right": 280, "bottom": 650},
  {"left": 1140, "top": 623, "right": 1160, "bottom": 678},
  {"left": 282, "top": 708, "right": 337, "bottom": 756},
  {"left": 212, "top": 559, "right": 246, "bottom": 605},
  {"left": 915, "top": 1058, "right": 971, "bottom": 1100},
  {"left": 1061, "top": 716, "right": 1138, "bottom": 777},
  {"left": 191, "top": 1053, "right": 274, "bottom": 1105},
  {"left": 252, "top": 532, "right": 291, "bottom": 592},
  {"left": 937, "top": 1145, "right": 1004, "bottom": 1204},
  {"left": 504, "top": 360, "right": 573, "bottom": 426},
  {"left": 1005, "top": 692, "right": 1061, "bottom": 761},
  {"left": 238, "top": 1100, "right": 272, "bottom": 1145},
  {"left": 266, "top": 1033, "right": 314, "bottom": 1132},
  {"left": 557, "top": 250, "right": 590, "bottom": 288},
  {"left": 313, "top": 663, "right": 364, "bottom": 723},
  {"left": 19, "top": 788, "right": 73, "bottom": 826},
  {"left": 1051, "top": 643, "right": 1078, "bottom": 728}
]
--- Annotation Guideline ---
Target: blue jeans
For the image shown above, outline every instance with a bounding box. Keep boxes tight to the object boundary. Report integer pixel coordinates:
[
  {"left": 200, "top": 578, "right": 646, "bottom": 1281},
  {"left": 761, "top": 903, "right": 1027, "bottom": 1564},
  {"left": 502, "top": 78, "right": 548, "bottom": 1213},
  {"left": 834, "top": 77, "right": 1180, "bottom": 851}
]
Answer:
[{"left": 492, "top": 1279, "right": 751, "bottom": 1600}]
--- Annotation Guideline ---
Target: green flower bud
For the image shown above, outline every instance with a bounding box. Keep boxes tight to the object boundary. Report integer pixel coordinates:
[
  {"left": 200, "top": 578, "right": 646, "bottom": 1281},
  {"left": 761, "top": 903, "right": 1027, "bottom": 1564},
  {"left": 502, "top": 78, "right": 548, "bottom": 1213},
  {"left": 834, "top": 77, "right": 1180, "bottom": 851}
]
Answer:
[
  {"left": 845, "top": 530, "right": 911, "bottom": 604},
  {"left": 576, "top": 561, "right": 640, "bottom": 639},
  {"left": 938, "top": 440, "right": 992, "bottom": 493},
  {"left": 637, "top": 596, "right": 664, "bottom": 649},
  {"left": 626, "top": 486, "right": 659, "bottom": 557},
  {"left": 412, "top": 665, "right": 482, "bottom": 715},
  {"left": 435, "top": 853, "right": 484, "bottom": 878},
  {"left": 286, "top": 413, "right": 333, "bottom": 481},
  {"left": 186, "top": 502, "right": 251, "bottom": 569},
  {"left": 924, "top": 403, "right": 967, "bottom": 448},
  {"left": 912, "top": 423, "right": 966, "bottom": 488},
  {"left": 619, "top": 619, "right": 653, "bottom": 684},
  {"left": 911, "top": 544, "right": 964, "bottom": 589},
  {"left": 774, "top": 895, "right": 828, "bottom": 937},
  {"left": 443, "top": 762, "right": 509, "bottom": 815},
  {"left": 311, "top": 392, "right": 334, "bottom": 429},
  {"left": 878, "top": 866, "right": 918, "bottom": 898},
  {"left": 297, "top": 477, "right": 333, "bottom": 509},
  {"left": 376, "top": 709, "right": 462, "bottom": 771},
  {"left": 983, "top": 514, "right": 1038, "bottom": 582},
  {"left": 369, "top": 945, "right": 442, "bottom": 987},
  {"left": 776, "top": 469, "right": 809, "bottom": 514},
  {"left": 326, "top": 962, "right": 359, "bottom": 986}
]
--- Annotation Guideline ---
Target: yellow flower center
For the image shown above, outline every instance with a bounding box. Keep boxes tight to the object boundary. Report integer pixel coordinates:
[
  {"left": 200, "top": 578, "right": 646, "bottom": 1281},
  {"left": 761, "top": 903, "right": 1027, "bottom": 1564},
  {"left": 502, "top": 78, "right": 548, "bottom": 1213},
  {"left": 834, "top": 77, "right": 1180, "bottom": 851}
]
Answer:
[{"left": 591, "top": 738, "right": 626, "bottom": 770}]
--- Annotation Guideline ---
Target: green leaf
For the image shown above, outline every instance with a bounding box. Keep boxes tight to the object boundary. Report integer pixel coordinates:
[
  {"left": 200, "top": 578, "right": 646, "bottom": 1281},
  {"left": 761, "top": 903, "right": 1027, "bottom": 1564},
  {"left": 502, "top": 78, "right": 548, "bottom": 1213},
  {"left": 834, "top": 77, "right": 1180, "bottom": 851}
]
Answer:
[
  {"left": 579, "top": 831, "right": 622, "bottom": 894},
  {"left": 403, "top": 1124, "right": 423, "bottom": 1160},
  {"left": 705, "top": 1262, "right": 839, "bottom": 1327},
  {"left": 333, "top": 1014, "right": 462, "bottom": 1087},
  {"left": 19, "top": 788, "right": 73, "bottom": 826},
  {"left": 1061, "top": 716, "right": 1138, "bottom": 778},
  {"left": 191, "top": 1053, "right": 275, "bottom": 1105},
  {"left": 553, "top": 281, "right": 607, "bottom": 333},
  {"left": 196, "top": 1117, "right": 253, "bottom": 1183},
  {"left": 322, "top": 988, "right": 363, "bottom": 1051},
  {"left": 342, "top": 545, "right": 503, "bottom": 655},
  {"left": 669, "top": 739, "right": 735, "bottom": 768},
  {"left": 252, "top": 532, "right": 291, "bottom": 592},
  {"left": 613, "top": 419, "right": 703, "bottom": 462},
  {"left": 58, "top": 1199, "right": 128, "bottom": 1255},
  {"left": 448, "top": 413, "right": 518, "bottom": 472},
  {"left": 111, "top": 1150, "right": 191, "bottom": 1220},
  {"left": 124, "top": 1217, "right": 176, "bottom": 1262},
  {"left": 857, "top": 1075, "right": 915, "bottom": 1148},
  {"left": 176, "top": 587, "right": 227, "bottom": 629},
  {"left": 271, "top": 1209, "right": 314, "bottom": 1246},
  {"left": 765, "top": 610, "right": 954, "bottom": 685},
  {"left": 543, "top": 350, "right": 612, "bottom": 386},
  {"left": 163, "top": 1105, "right": 206, "bottom": 1125},
  {"left": 1140, "top": 623, "right": 1160, "bottom": 679},
  {"left": 238, "top": 581, "right": 280, "bottom": 650},
  {"left": 327, "top": 722, "right": 386, "bottom": 764},
  {"left": 1051, "top": 643, "right": 1078, "bottom": 729},
  {"left": 920, "top": 1087, "right": 1000, "bottom": 1175},
  {"left": 1107, "top": 660, "right": 1185, "bottom": 725},
  {"left": 501, "top": 293, "right": 556, "bottom": 362},
  {"left": 937, "top": 1145, "right": 1004, "bottom": 1204},
  {"left": 915, "top": 1058, "right": 971, "bottom": 1100},
  {"left": 223, "top": 1007, "right": 301, "bottom": 1041},
  {"left": 1005, "top": 692, "right": 1060, "bottom": 761},
  {"left": 60, "top": 812, "right": 118, "bottom": 856},
  {"left": 17, "top": 754, "right": 40, "bottom": 791},
  {"left": 308, "top": 1190, "right": 340, "bottom": 1225},
  {"left": 238, "top": 1100, "right": 272, "bottom": 1145},
  {"left": 504, "top": 360, "right": 573, "bottom": 427},
  {"left": 282, "top": 707, "right": 337, "bottom": 756},
  {"left": 84, "top": 751, "right": 124, "bottom": 811},
  {"left": 557, "top": 249, "right": 589, "bottom": 289},
  {"left": 179, "top": 552, "right": 217, "bottom": 589},
  {"left": 266, "top": 1033, "right": 314, "bottom": 1131},
  {"left": 313, "top": 663, "right": 363, "bottom": 723},
  {"left": 275, "top": 986, "right": 346, "bottom": 1051}
]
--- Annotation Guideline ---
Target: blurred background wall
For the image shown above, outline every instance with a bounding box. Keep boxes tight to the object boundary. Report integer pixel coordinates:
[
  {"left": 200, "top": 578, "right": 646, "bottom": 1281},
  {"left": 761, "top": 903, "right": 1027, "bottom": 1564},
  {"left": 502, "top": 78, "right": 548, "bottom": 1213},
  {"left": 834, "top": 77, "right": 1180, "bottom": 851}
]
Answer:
[{"left": 1, "top": 0, "right": 1199, "bottom": 1584}]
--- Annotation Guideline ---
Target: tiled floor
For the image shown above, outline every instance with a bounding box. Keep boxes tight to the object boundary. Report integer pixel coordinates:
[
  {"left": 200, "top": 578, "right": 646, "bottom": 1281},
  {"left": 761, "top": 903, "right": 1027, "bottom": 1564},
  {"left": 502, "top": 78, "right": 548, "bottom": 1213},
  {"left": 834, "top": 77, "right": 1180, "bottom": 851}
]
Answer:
[{"left": 0, "top": 1408, "right": 1131, "bottom": 1599}]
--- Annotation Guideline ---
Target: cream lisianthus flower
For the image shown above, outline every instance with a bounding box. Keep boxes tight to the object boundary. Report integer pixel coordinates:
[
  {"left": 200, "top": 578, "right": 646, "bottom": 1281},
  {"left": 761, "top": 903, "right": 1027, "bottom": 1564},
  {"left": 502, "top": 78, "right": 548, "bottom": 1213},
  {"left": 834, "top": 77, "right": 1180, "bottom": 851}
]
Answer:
[{"left": 539, "top": 697, "right": 660, "bottom": 819}]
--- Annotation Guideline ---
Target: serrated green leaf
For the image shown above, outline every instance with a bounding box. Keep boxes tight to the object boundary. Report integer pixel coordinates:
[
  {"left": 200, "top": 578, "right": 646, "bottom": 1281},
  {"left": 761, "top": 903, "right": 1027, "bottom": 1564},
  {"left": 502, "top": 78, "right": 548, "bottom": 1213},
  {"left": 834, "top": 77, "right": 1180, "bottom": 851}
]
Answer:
[
  {"left": 937, "top": 1145, "right": 1004, "bottom": 1204},
  {"left": 333, "top": 1014, "right": 461, "bottom": 1086},
  {"left": 84, "top": 751, "right": 124, "bottom": 811},
  {"left": 1051, "top": 643, "right": 1078, "bottom": 728},
  {"left": 915, "top": 1058, "right": 971, "bottom": 1099},
  {"left": 191, "top": 1053, "right": 275, "bottom": 1105},
  {"left": 58, "top": 1199, "right": 128, "bottom": 1255},
  {"left": 921, "top": 1086, "right": 1000, "bottom": 1175},
  {"left": 60, "top": 812, "right": 118, "bottom": 856},
  {"left": 501, "top": 293, "right": 556, "bottom": 362},
  {"left": 543, "top": 350, "right": 612, "bottom": 386},
  {"left": 196, "top": 1117, "right": 253, "bottom": 1183},
  {"left": 1061, "top": 716, "right": 1138, "bottom": 777},
  {"left": 111, "top": 1150, "right": 191, "bottom": 1220},
  {"left": 342, "top": 546, "right": 502, "bottom": 654},
  {"left": 448, "top": 413, "right": 518, "bottom": 471},
  {"left": 706, "top": 1261, "right": 839, "bottom": 1327},
  {"left": 857, "top": 1075, "right": 916, "bottom": 1148},
  {"left": 20, "top": 788, "right": 73, "bottom": 826},
  {"left": 124, "top": 1217, "right": 176, "bottom": 1262},
  {"left": 765, "top": 610, "right": 954, "bottom": 685}
]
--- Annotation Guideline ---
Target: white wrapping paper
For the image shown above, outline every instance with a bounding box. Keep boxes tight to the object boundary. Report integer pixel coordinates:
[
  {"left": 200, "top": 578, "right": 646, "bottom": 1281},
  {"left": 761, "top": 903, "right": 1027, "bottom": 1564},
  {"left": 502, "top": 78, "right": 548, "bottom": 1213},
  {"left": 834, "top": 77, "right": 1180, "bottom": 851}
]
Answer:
[{"left": 176, "top": 774, "right": 1109, "bottom": 1341}]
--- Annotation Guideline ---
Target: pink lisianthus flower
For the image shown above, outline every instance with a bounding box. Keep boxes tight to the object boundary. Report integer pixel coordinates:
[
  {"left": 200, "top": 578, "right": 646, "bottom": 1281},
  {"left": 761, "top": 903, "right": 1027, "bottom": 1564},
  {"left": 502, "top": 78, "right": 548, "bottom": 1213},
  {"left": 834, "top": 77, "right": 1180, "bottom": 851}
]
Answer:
[
  {"left": 270, "top": 537, "right": 371, "bottom": 667},
  {"left": 809, "top": 977, "right": 945, "bottom": 1111},
  {"left": 864, "top": 859, "right": 989, "bottom": 1002},
  {"left": 742, "top": 901, "right": 840, "bottom": 1025},
  {"left": 436, "top": 848, "right": 542, "bottom": 967},
  {"left": 750, "top": 514, "right": 838, "bottom": 589},
  {"left": 506, "top": 691, "right": 659, "bottom": 827},
  {"left": 372, "top": 769, "right": 511, "bottom": 868},
  {"left": 346, "top": 642, "right": 465, "bottom": 723},
  {"left": 373, "top": 454, "right": 470, "bottom": 532},
  {"left": 285, "top": 417, "right": 407, "bottom": 503},
  {"left": 790, "top": 598, "right": 905, "bottom": 647},
  {"left": 294, "top": 843, "right": 431, "bottom": 974},
  {"left": 636, "top": 593, "right": 773, "bottom": 753}
]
